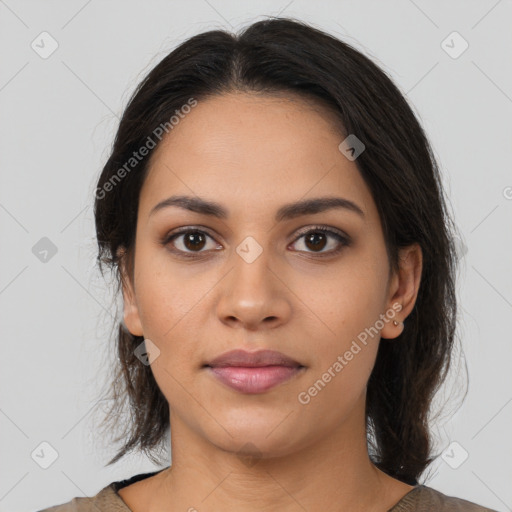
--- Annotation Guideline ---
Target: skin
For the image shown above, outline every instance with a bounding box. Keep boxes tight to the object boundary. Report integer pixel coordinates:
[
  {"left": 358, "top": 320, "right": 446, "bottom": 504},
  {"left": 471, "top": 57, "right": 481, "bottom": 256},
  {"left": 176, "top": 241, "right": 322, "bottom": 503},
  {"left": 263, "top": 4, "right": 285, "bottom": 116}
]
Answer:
[{"left": 117, "top": 91, "right": 423, "bottom": 512}]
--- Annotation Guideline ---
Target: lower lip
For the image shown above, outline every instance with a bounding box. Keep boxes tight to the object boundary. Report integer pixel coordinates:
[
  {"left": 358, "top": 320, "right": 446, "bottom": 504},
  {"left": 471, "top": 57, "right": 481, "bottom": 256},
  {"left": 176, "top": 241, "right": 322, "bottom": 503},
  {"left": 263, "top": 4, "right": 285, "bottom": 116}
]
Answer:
[{"left": 207, "top": 365, "right": 303, "bottom": 393}]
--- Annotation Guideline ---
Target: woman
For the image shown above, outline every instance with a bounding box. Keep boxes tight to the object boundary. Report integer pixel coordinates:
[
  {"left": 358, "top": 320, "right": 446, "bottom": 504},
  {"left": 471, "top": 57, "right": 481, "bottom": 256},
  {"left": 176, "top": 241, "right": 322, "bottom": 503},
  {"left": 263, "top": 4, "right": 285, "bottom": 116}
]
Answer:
[{"left": 39, "top": 17, "right": 498, "bottom": 512}]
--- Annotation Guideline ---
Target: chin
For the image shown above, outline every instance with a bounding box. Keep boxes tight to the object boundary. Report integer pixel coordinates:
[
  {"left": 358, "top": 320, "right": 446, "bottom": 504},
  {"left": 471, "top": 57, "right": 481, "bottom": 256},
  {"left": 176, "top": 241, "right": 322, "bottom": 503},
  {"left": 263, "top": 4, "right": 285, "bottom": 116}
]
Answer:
[{"left": 202, "top": 418, "right": 310, "bottom": 461}]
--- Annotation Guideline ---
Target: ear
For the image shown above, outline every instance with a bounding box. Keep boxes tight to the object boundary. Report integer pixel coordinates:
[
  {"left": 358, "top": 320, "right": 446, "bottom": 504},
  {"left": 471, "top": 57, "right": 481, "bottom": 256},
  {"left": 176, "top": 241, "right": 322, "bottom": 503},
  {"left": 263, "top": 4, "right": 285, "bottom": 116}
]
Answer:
[
  {"left": 380, "top": 243, "right": 423, "bottom": 340},
  {"left": 117, "top": 246, "right": 144, "bottom": 337}
]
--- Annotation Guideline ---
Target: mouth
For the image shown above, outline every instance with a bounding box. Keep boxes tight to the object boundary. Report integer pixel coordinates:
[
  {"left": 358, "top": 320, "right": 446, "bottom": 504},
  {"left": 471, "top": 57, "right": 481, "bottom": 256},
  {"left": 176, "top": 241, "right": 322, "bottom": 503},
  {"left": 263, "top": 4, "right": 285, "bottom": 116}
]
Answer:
[{"left": 204, "top": 349, "right": 305, "bottom": 394}]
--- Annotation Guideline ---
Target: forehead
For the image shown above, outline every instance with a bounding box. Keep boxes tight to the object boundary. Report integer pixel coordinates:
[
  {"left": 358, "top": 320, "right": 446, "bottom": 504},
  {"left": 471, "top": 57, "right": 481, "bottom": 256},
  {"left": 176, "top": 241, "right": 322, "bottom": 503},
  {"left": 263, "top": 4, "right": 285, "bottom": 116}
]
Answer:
[{"left": 138, "top": 92, "right": 377, "bottom": 224}]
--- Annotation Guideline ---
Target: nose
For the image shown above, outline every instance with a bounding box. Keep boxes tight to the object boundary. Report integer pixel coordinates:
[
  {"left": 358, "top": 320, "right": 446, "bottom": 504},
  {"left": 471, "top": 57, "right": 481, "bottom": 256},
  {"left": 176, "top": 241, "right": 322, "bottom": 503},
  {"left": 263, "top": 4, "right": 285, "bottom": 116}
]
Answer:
[{"left": 216, "top": 244, "right": 292, "bottom": 331}]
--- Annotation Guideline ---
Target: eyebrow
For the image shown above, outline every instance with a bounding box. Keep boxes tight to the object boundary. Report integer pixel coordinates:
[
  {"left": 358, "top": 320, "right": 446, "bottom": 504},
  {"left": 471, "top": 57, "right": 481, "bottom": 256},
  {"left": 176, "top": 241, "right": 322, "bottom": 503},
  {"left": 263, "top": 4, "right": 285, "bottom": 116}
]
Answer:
[{"left": 149, "top": 195, "right": 365, "bottom": 221}]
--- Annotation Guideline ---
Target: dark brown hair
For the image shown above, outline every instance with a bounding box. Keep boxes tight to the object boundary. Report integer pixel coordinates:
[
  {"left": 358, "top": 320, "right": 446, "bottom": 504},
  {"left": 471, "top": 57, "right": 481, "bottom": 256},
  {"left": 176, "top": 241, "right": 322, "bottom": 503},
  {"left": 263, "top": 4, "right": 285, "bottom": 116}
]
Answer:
[{"left": 93, "top": 17, "right": 461, "bottom": 486}]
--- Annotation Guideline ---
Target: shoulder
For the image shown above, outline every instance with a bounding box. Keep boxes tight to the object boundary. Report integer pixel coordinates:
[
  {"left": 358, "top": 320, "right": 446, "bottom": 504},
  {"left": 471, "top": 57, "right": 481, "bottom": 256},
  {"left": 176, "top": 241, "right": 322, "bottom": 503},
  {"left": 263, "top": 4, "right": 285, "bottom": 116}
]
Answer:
[
  {"left": 390, "top": 485, "right": 499, "bottom": 512},
  {"left": 35, "top": 468, "right": 166, "bottom": 512},
  {"left": 36, "top": 483, "right": 129, "bottom": 512}
]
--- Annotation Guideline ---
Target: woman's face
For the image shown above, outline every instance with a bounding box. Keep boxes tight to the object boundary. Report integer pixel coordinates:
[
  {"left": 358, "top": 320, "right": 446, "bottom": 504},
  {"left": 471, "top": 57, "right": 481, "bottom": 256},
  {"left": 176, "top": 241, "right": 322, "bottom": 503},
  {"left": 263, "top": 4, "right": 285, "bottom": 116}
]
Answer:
[{"left": 121, "top": 91, "right": 419, "bottom": 459}]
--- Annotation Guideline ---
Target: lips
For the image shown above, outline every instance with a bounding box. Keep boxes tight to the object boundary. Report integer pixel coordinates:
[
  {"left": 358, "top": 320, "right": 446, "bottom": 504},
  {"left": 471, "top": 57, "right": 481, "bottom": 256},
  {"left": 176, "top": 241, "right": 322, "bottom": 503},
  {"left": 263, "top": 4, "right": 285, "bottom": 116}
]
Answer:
[
  {"left": 204, "top": 349, "right": 304, "bottom": 394},
  {"left": 206, "top": 349, "right": 301, "bottom": 368}
]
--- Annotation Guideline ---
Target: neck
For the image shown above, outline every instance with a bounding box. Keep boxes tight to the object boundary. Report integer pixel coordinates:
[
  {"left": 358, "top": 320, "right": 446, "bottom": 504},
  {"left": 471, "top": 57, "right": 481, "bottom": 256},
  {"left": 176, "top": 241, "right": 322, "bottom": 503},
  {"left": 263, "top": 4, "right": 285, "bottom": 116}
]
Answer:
[{"left": 148, "top": 397, "right": 413, "bottom": 511}]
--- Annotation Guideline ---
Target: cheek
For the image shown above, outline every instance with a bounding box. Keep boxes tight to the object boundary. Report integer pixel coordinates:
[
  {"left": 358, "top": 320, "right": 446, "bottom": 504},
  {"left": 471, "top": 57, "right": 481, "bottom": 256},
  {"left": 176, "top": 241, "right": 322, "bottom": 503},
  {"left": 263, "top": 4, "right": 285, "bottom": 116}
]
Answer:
[
  {"left": 132, "top": 271, "right": 204, "bottom": 382},
  {"left": 295, "top": 331, "right": 380, "bottom": 430},
  {"left": 133, "top": 248, "right": 205, "bottom": 334},
  {"left": 297, "top": 262, "right": 386, "bottom": 391},
  {"left": 306, "top": 265, "right": 387, "bottom": 341}
]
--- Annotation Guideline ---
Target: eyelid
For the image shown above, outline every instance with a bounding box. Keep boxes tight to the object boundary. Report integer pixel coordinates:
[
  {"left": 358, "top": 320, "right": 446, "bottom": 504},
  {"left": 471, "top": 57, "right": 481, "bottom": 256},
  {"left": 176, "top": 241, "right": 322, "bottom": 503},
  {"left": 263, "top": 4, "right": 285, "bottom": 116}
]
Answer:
[{"left": 292, "top": 224, "right": 349, "bottom": 241}]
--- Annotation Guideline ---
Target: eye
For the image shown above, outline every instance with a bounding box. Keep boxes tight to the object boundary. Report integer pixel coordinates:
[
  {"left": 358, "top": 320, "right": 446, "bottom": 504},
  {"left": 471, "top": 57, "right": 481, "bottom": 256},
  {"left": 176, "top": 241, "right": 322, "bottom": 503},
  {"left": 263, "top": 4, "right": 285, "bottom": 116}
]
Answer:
[
  {"left": 161, "top": 227, "right": 221, "bottom": 257},
  {"left": 289, "top": 226, "right": 351, "bottom": 256},
  {"left": 161, "top": 225, "right": 351, "bottom": 259}
]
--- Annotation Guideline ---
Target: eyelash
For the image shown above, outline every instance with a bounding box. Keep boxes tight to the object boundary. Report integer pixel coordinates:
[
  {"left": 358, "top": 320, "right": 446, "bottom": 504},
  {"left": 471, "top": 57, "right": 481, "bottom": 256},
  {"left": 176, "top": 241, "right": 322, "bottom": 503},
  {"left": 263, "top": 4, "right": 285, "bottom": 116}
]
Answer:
[{"left": 161, "top": 225, "right": 351, "bottom": 259}]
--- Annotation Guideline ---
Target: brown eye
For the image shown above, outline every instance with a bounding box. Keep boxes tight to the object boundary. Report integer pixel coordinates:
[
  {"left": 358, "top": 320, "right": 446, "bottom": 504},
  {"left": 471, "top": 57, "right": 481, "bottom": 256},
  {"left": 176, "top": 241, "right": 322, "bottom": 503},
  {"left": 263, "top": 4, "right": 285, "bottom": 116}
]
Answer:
[
  {"left": 182, "top": 231, "right": 207, "bottom": 251},
  {"left": 163, "top": 228, "right": 221, "bottom": 256},
  {"left": 304, "top": 232, "right": 328, "bottom": 252},
  {"left": 290, "top": 227, "right": 350, "bottom": 256}
]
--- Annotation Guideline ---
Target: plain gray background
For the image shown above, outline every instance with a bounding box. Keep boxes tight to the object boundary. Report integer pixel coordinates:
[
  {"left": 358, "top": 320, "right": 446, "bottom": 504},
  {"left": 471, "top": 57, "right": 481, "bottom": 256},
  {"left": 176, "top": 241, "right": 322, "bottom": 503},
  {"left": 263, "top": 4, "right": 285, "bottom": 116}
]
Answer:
[{"left": 1, "top": 1, "right": 511, "bottom": 511}]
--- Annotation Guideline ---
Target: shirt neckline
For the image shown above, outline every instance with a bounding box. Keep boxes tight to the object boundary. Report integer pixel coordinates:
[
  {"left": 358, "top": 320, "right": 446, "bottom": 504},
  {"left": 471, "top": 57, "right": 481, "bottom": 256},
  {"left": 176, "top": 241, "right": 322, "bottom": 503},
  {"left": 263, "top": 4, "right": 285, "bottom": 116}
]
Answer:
[{"left": 110, "top": 470, "right": 424, "bottom": 512}]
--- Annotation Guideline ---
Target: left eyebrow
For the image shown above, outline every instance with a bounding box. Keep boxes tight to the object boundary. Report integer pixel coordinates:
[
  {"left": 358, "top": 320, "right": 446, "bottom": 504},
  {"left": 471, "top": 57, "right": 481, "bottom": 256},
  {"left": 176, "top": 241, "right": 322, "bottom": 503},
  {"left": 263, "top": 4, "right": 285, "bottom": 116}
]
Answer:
[
  {"left": 148, "top": 195, "right": 365, "bottom": 221},
  {"left": 275, "top": 196, "right": 365, "bottom": 221}
]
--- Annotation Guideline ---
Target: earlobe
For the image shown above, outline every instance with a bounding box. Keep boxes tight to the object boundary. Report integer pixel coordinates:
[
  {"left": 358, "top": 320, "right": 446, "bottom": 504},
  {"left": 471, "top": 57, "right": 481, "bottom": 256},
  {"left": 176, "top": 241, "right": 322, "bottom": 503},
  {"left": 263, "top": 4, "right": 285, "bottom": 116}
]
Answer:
[
  {"left": 122, "top": 296, "right": 144, "bottom": 337},
  {"left": 380, "top": 313, "right": 405, "bottom": 340}
]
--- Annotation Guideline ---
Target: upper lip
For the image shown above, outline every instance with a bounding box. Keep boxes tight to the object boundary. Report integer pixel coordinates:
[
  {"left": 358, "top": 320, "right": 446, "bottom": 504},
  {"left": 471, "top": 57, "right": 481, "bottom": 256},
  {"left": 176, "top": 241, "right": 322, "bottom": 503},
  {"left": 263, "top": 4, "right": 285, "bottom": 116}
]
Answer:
[{"left": 205, "top": 349, "right": 302, "bottom": 368}]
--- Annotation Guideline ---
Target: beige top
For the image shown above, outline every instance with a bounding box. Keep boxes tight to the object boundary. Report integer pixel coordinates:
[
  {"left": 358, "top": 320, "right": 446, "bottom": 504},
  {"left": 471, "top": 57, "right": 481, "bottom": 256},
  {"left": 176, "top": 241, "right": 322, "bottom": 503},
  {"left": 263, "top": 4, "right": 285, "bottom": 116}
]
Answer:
[{"left": 37, "top": 470, "right": 498, "bottom": 512}]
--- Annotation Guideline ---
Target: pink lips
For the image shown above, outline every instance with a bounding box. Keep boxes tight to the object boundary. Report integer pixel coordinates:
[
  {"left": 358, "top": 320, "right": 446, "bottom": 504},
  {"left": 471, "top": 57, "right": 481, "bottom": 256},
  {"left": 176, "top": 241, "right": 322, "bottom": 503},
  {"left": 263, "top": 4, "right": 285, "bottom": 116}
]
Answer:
[{"left": 205, "top": 349, "right": 304, "bottom": 394}]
